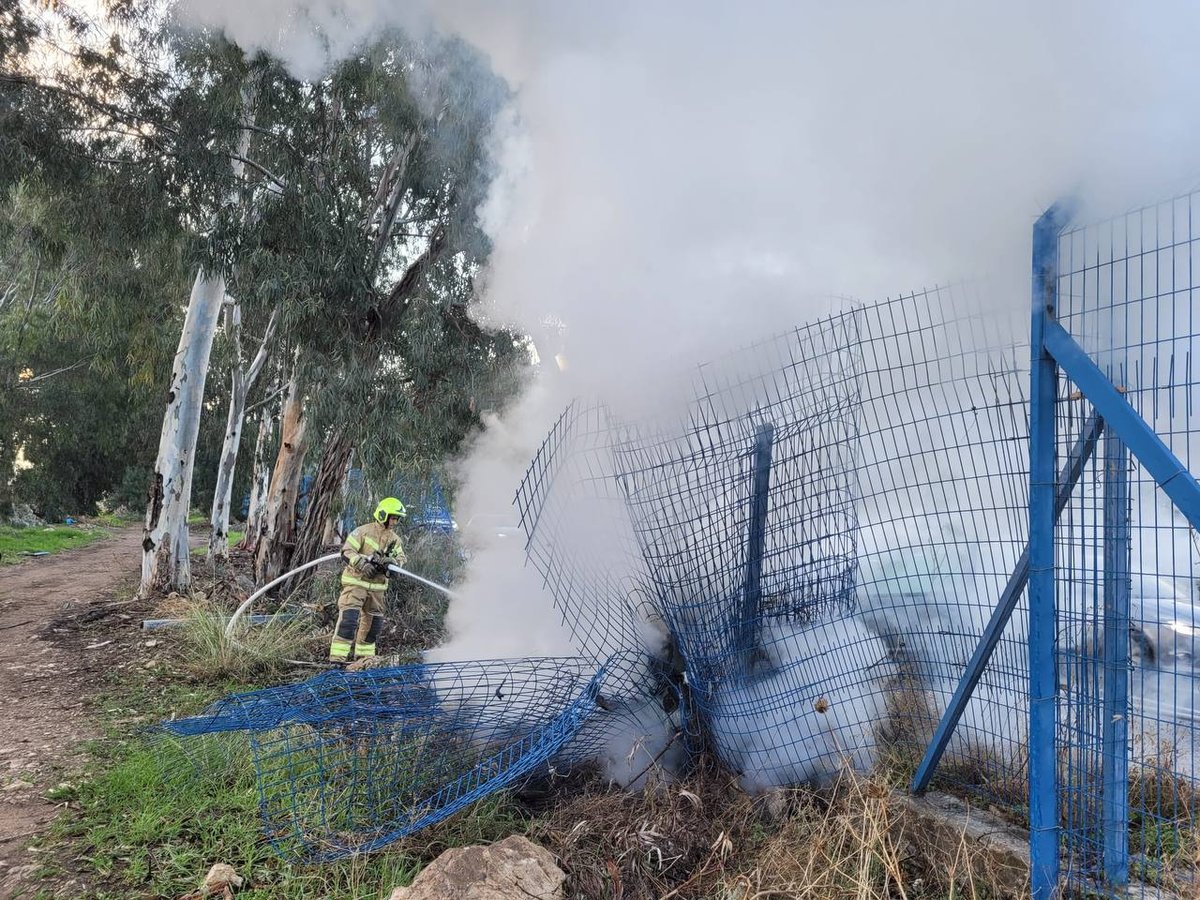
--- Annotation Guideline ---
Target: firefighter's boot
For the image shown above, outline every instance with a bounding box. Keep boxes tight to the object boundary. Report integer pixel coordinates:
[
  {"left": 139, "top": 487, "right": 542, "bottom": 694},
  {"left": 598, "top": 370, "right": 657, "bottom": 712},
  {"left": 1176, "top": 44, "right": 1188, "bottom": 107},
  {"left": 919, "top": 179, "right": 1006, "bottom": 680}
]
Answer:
[{"left": 329, "top": 608, "right": 360, "bottom": 664}]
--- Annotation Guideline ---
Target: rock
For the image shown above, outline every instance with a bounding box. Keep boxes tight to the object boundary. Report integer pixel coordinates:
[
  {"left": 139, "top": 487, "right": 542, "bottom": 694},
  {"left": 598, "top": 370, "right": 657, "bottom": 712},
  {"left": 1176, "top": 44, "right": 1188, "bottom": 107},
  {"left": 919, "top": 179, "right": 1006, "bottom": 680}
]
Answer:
[
  {"left": 388, "top": 836, "right": 565, "bottom": 900},
  {"left": 201, "top": 862, "right": 243, "bottom": 896},
  {"left": 8, "top": 503, "right": 44, "bottom": 527}
]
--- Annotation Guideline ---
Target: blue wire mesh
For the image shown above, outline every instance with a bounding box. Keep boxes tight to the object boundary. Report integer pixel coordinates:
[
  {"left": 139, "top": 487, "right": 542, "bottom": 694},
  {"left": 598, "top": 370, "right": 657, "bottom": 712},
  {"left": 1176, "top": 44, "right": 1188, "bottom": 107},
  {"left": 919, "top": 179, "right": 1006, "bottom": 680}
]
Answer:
[
  {"left": 517, "top": 288, "right": 1042, "bottom": 797},
  {"left": 165, "top": 213, "right": 1200, "bottom": 881},
  {"left": 161, "top": 657, "right": 678, "bottom": 861},
  {"left": 164, "top": 287, "right": 1051, "bottom": 858},
  {"left": 1053, "top": 193, "right": 1200, "bottom": 896}
]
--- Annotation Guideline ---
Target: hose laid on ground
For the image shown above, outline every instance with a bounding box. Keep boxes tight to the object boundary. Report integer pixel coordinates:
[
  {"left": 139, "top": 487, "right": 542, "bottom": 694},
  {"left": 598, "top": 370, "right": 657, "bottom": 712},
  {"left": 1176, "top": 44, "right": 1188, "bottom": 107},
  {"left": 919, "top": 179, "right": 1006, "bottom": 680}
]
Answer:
[{"left": 223, "top": 553, "right": 461, "bottom": 638}]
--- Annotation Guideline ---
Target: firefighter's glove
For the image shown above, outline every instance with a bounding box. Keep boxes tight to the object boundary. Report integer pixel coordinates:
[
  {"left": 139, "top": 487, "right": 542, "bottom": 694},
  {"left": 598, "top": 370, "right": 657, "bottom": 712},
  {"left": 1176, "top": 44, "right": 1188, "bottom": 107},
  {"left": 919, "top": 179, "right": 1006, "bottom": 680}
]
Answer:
[{"left": 368, "top": 554, "right": 394, "bottom": 578}]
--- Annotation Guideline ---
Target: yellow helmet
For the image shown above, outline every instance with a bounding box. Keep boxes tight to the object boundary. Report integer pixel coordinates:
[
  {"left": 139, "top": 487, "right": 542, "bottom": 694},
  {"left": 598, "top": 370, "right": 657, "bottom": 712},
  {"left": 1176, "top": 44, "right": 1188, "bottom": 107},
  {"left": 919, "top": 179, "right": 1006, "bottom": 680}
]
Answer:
[{"left": 374, "top": 497, "right": 407, "bottom": 524}]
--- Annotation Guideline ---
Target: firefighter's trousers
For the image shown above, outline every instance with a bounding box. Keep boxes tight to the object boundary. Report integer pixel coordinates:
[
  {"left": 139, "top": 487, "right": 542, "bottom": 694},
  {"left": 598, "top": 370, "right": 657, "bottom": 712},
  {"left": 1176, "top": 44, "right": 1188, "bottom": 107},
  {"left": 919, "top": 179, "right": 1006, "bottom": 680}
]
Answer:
[{"left": 329, "top": 584, "right": 386, "bottom": 662}]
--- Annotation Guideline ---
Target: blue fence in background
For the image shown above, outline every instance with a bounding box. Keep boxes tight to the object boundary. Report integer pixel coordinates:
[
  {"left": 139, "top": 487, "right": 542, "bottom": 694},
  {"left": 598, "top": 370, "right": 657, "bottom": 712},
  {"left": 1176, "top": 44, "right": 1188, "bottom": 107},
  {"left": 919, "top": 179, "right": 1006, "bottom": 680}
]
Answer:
[{"left": 162, "top": 192, "right": 1200, "bottom": 896}]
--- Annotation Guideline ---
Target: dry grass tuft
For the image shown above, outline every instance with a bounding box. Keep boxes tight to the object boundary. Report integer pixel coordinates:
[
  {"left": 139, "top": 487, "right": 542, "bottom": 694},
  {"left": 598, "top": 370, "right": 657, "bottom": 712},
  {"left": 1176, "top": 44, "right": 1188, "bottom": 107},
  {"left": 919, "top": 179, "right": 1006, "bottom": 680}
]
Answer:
[
  {"left": 524, "top": 757, "right": 1031, "bottom": 900},
  {"left": 172, "top": 595, "right": 319, "bottom": 680},
  {"left": 528, "top": 761, "right": 761, "bottom": 899}
]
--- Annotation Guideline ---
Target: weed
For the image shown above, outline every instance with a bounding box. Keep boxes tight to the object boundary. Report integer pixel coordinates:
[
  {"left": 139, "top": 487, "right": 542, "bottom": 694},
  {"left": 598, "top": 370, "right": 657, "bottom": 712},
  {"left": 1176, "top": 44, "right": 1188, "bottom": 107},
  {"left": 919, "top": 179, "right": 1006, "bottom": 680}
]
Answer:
[
  {"left": 44, "top": 732, "right": 425, "bottom": 898},
  {"left": 173, "top": 596, "right": 321, "bottom": 681}
]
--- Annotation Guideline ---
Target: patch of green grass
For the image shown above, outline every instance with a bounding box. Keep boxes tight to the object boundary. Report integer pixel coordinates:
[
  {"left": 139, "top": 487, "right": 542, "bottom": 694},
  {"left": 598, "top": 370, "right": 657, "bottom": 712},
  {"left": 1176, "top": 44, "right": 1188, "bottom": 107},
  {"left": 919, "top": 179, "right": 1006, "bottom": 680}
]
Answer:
[
  {"left": 33, "top": 579, "right": 532, "bottom": 899},
  {"left": 0, "top": 525, "right": 107, "bottom": 566},
  {"left": 92, "top": 511, "right": 141, "bottom": 527},
  {"left": 190, "top": 531, "right": 246, "bottom": 555},
  {"left": 37, "top": 662, "right": 527, "bottom": 899},
  {"left": 45, "top": 734, "right": 424, "bottom": 898}
]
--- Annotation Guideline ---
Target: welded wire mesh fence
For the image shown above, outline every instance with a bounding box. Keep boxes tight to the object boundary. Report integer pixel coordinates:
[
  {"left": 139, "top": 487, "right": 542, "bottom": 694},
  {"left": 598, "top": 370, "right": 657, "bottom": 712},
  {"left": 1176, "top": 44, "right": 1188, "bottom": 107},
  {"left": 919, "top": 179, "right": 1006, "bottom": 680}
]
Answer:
[
  {"left": 517, "top": 288, "right": 1040, "bottom": 799},
  {"left": 160, "top": 192, "right": 1200, "bottom": 894},
  {"left": 160, "top": 656, "right": 681, "bottom": 861},
  {"left": 1051, "top": 194, "right": 1200, "bottom": 896}
]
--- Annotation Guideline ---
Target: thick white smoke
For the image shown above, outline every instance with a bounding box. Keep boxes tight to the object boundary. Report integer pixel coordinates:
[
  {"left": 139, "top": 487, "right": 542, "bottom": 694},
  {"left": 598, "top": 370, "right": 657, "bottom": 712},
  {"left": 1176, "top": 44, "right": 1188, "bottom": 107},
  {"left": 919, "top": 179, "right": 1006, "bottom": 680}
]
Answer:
[{"left": 178, "top": 0, "right": 1200, "bottom": 688}]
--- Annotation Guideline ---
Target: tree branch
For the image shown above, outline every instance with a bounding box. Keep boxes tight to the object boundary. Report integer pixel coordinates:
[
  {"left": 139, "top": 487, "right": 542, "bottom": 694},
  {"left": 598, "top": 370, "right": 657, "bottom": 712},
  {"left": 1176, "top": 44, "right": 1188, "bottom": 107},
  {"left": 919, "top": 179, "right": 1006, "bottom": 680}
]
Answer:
[
  {"left": 246, "top": 304, "right": 281, "bottom": 387},
  {"left": 15, "top": 356, "right": 95, "bottom": 387},
  {"left": 227, "top": 152, "right": 287, "bottom": 193},
  {"left": 245, "top": 383, "right": 287, "bottom": 416},
  {"left": 380, "top": 224, "right": 447, "bottom": 322}
]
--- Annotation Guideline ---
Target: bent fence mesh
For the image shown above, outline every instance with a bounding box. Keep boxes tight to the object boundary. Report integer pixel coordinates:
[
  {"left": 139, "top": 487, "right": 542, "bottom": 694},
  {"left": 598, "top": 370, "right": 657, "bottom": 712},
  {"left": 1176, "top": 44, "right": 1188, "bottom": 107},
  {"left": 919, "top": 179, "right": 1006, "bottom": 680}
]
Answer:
[
  {"left": 161, "top": 195, "right": 1200, "bottom": 890},
  {"left": 164, "top": 287, "right": 1048, "bottom": 857},
  {"left": 159, "top": 656, "right": 676, "bottom": 861}
]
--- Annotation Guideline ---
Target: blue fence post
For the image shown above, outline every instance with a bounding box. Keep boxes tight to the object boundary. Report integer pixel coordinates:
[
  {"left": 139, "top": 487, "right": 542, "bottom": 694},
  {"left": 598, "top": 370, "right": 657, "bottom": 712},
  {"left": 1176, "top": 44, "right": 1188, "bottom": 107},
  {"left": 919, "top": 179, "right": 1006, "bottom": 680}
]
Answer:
[
  {"left": 1029, "top": 202, "right": 1070, "bottom": 899},
  {"left": 741, "top": 423, "right": 775, "bottom": 673},
  {"left": 1101, "top": 422, "right": 1131, "bottom": 887}
]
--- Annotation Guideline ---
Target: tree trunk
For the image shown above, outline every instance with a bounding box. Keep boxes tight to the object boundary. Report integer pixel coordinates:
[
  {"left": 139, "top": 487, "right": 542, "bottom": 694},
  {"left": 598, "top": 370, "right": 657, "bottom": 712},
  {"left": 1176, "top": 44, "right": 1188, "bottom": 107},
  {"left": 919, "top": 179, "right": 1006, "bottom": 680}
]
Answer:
[
  {"left": 239, "top": 407, "right": 274, "bottom": 551},
  {"left": 284, "top": 429, "right": 354, "bottom": 595},
  {"left": 208, "top": 303, "right": 277, "bottom": 560},
  {"left": 141, "top": 75, "right": 259, "bottom": 595},
  {"left": 253, "top": 369, "right": 307, "bottom": 583},
  {"left": 140, "top": 270, "right": 226, "bottom": 596}
]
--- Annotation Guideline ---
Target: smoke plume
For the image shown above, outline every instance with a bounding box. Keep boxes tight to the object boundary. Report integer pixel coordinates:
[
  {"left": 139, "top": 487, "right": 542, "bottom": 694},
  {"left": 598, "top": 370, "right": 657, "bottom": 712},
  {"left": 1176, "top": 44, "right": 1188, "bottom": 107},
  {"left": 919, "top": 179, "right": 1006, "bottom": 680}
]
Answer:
[{"left": 175, "top": 0, "right": 1200, "bottom": 660}]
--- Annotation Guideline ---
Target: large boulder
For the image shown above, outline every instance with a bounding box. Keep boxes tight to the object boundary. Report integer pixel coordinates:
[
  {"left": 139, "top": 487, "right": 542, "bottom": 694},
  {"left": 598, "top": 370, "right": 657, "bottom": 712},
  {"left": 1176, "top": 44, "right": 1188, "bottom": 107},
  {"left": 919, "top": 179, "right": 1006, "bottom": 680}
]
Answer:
[{"left": 388, "top": 835, "right": 565, "bottom": 900}]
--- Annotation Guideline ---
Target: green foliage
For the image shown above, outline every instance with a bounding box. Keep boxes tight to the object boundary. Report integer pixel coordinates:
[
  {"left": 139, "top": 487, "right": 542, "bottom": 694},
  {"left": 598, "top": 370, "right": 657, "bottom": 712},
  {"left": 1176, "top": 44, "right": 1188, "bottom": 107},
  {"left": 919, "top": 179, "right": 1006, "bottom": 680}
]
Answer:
[
  {"left": 0, "top": 524, "right": 106, "bottom": 565},
  {"left": 4, "top": 6, "right": 527, "bottom": 561},
  {"left": 0, "top": 143, "right": 188, "bottom": 518},
  {"left": 48, "top": 735, "right": 427, "bottom": 899}
]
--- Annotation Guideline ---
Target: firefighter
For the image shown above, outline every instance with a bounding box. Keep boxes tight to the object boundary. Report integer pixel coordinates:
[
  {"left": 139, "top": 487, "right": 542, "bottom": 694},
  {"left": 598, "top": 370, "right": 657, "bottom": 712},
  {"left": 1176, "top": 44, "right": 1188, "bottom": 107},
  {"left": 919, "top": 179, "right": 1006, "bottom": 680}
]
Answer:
[{"left": 329, "top": 497, "right": 407, "bottom": 664}]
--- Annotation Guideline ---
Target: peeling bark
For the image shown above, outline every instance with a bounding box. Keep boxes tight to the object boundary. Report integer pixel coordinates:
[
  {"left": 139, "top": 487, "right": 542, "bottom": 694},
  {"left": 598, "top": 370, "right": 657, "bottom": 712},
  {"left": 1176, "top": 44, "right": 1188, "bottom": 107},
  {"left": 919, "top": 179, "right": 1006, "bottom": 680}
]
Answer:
[
  {"left": 253, "top": 369, "right": 307, "bottom": 583},
  {"left": 140, "top": 270, "right": 225, "bottom": 596},
  {"left": 284, "top": 429, "right": 353, "bottom": 595},
  {"left": 239, "top": 407, "right": 274, "bottom": 551}
]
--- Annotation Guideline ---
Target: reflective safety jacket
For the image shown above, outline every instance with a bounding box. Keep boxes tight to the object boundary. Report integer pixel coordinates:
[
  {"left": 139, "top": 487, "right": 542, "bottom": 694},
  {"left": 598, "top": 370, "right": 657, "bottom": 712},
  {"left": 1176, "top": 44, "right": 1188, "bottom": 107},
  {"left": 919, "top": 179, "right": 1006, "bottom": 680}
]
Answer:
[{"left": 341, "top": 521, "right": 406, "bottom": 592}]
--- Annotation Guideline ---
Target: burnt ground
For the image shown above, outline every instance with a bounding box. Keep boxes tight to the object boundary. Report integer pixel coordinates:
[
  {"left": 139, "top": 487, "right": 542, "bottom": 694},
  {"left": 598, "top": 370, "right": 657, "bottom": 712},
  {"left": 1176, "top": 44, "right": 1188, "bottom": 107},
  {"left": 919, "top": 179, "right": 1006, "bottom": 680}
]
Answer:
[{"left": 0, "top": 527, "right": 201, "bottom": 899}]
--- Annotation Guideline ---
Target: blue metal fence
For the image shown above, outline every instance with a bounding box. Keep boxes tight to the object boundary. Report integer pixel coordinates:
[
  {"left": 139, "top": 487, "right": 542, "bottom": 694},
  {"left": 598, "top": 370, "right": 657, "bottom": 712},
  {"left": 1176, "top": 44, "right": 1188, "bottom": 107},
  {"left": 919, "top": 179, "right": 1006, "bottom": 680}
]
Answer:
[
  {"left": 1032, "top": 193, "right": 1200, "bottom": 897},
  {"left": 163, "top": 193, "right": 1200, "bottom": 894}
]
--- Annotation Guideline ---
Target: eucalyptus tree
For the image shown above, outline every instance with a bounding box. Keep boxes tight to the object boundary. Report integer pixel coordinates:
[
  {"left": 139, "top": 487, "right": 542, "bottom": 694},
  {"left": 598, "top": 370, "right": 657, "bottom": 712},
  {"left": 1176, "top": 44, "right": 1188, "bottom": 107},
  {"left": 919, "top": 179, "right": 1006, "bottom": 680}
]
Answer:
[
  {"left": 1, "top": 5, "right": 189, "bottom": 520},
  {"left": 242, "top": 35, "right": 530, "bottom": 585}
]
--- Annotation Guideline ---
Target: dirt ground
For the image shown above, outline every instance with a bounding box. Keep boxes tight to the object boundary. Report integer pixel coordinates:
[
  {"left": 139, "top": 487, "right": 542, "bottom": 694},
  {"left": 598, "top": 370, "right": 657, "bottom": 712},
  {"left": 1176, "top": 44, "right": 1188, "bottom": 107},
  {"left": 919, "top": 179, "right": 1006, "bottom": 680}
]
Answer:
[{"left": 0, "top": 528, "right": 149, "bottom": 898}]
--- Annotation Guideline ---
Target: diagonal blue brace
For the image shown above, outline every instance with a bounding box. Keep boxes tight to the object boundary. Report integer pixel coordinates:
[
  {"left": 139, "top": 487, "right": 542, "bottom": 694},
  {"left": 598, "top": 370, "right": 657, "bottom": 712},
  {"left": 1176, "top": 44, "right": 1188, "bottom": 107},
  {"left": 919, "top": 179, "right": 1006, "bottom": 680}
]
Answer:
[
  {"left": 910, "top": 410, "right": 1104, "bottom": 794},
  {"left": 1043, "top": 319, "right": 1200, "bottom": 532}
]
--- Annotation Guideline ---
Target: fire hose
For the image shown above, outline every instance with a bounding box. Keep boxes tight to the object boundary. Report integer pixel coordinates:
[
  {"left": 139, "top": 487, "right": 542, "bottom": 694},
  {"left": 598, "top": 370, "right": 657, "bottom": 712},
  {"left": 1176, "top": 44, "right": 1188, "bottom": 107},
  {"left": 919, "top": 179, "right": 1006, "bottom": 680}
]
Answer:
[{"left": 224, "top": 552, "right": 460, "bottom": 639}]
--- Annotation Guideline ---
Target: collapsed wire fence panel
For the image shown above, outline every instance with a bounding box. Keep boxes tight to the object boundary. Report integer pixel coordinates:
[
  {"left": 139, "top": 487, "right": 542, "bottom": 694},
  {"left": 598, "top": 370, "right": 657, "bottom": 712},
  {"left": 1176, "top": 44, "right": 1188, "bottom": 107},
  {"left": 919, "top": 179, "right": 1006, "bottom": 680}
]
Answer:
[
  {"left": 520, "top": 288, "right": 1044, "bottom": 800},
  {"left": 852, "top": 289, "right": 1035, "bottom": 802},
  {"left": 1050, "top": 193, "right": 1200, "bottom": 897},
  {"left": 160, "top": 658, "right": 624, "bottom": 861},
  {"left": 165, "top": 286, "right": 1056, "bottom": 859},
  {"left": 161, "top": 288, "right": 1057, "bottom": 860}
]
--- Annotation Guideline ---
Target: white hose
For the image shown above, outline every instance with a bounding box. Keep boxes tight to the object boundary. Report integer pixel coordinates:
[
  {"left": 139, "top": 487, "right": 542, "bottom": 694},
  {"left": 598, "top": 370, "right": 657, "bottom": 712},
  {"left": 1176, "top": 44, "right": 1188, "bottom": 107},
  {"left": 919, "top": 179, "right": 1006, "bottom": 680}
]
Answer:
[{"left": 224, "top": 553, "right": 461, "bottom": 638}]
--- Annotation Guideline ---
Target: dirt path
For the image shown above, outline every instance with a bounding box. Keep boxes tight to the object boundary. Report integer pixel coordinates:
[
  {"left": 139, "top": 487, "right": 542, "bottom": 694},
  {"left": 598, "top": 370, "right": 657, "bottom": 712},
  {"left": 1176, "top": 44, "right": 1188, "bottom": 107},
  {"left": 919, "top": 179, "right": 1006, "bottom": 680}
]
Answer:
[{"left": 0, "top": 527, "right": 144, "bottom": 897}]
